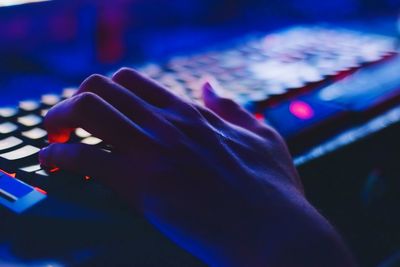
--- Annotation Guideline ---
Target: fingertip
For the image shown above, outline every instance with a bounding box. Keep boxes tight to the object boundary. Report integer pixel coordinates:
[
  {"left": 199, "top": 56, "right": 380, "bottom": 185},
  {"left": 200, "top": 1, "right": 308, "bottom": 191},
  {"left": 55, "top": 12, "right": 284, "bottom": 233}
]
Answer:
[
  {"left": 202, "top": 82, "right": 216, "bottom": 96},
  {"left": 202, "top": 82, "right": 219, "bottom": 106},
  {"left": 39, "top": 145, "right": 57, "bottom": 169},
  {"left": 47, "top": 130, "right": 71, "bottom": 143},
  {"left": 38, "top": 146, "right": 48, "bottom": 166},
  {"left": 112, "top": 67, "right": 133, "bottom": 80}
]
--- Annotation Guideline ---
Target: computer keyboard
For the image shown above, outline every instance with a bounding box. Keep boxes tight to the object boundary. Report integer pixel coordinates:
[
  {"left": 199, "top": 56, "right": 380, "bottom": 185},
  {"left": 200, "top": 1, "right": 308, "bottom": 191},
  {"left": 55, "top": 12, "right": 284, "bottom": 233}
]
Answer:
[
  {"left": 133, "top": 26, "right": 399, "bottom": 153},
  {"left": 0, "top": 25, "right": 399, "bottom": 267},
  {"left": 136, "top": 26, "right": 397, "bottom": 108},
  {"left": 0, "top": 87, "right": 105, "bottom": 212},
  {"left": 0, "top": 26, "right": 398, "bottom": 214}
]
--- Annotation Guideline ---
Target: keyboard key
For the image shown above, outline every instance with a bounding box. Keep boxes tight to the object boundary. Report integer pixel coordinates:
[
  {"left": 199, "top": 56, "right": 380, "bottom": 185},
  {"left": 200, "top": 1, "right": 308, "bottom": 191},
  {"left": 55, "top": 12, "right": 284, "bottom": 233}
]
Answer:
[
  {"left": 40, "top": 109, "right": 49, "bottom": 117},
  {"left": 0, "top": 173, "right": 33, "bottom": 200},
  {"left": 81, "top": 137, "right": 102, "bottom": 145},
  {"left": 17, "top": 164, "right": 42, "bottom": 183},
  {"left": 35, "top": 170, "right": 49, "bottom": 177},
  {"left": 22, "top": 128, "right": 47, "bottom": 140},
  {"left": 0, "top": 145, "right": 40, "bottom": 160},
  {"left": 0, "top": 136, "right": 22, "bottom": 151},
  {"left": 0, "top": 122, "right": 18, "bottom": 134},
  {"left": 62, "top": 87, "right": 78, "bottom": 99},
  {"left": 41, "top": 94, "right": 61, "bottom": 106},
  {"left": 17, "top": 114, "right": 42, "bottom": 127},
  {"left": 19, "top": 100, "right": 40, "bottom": 112},
  {"left": 75, "top": 128, "right": 91, "bottom": 139},
  {"left": 0, "top": 107, "right": 18, "bottom": 118},
  {"left": 20, "top": 164, "right": 41, "bottom": 173}
]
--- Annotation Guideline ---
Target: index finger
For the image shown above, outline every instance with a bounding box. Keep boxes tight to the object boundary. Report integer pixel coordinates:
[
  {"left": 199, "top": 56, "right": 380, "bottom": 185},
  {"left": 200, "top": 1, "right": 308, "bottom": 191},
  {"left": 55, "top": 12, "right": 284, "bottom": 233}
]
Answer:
[{"left": 44, "top": 92, "right": 153, "bottom": 150}]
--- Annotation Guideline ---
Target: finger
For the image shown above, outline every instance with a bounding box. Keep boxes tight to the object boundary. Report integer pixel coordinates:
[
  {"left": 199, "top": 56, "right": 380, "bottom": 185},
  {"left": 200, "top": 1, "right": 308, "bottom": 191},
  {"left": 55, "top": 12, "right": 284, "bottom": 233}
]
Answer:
[
  {"left": 44, "top": 92, "right": 151, "bottom": 149},
  {"left": 74, "top": 74, "right": 176, "bottom": 139},
  {"left": 202, "top": 82, "right": 260, "bottom": 132},
  {"left": 76, "top": 74, "right": 154, "bottom": 120},
  {"left": 111, "top": 67, "right": 184, "bottom": 108},
  {"left": 39, "top": 143, "right": 120, "bottom": 179},
  {"left": 39, "top": 143, "right": 170, "bottom": 205}
]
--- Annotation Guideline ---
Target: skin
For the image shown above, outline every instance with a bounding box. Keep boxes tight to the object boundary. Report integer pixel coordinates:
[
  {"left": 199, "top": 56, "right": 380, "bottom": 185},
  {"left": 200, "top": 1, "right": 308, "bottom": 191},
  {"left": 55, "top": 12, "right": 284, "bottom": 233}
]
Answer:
[{"left": 39, "top": 68, "right": 357, "bottom": 267}]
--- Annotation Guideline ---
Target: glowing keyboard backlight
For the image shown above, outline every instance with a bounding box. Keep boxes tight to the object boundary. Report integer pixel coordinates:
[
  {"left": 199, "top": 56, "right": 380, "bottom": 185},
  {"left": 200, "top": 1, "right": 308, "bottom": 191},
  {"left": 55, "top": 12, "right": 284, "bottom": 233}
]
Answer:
[
  {"left": 34, "top": 187, "right": 47, "bottom": 195},
  {"left": 0, "top": 0, "right": 51, "bottom": 7},
  {"left": 289, "top": 101, "right": 314, "bottom": 120}
]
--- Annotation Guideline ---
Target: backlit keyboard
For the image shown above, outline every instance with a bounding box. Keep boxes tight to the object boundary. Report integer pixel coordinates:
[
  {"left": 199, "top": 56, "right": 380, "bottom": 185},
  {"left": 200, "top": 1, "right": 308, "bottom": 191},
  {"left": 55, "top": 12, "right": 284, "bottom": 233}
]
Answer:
[
  {"left": 0, "top": 26, "right": 398, "bottom": 213},
  {"left": 136, "top": 26, "right": 397, "bottom": 109}
]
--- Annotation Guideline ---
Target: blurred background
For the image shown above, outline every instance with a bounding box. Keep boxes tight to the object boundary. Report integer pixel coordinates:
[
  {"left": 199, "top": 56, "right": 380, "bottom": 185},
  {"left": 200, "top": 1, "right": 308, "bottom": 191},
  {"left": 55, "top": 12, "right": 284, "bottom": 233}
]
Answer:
[{"left": 0, "top": 0, "right": 399, "bottom": 104}]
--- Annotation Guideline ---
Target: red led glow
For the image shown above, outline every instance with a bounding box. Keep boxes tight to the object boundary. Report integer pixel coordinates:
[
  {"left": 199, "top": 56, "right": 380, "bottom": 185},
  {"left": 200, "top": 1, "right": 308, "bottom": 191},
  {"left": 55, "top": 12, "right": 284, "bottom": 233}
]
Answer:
[
  {"left": 0, "top": 169, "right": 16, "bottom": 178},
  {"left": 48, "top": 131, "right": 71, "bottom": 143},
  {"left": 254, "top": 113, "right": 264, "bottom": 121},
  {"left": 289, "top": 101, "right": 314, "bottom": 120},
  {"left": 84, "top": 176, "right": 91, "bottom": 180},
  {"left": 49, "top": 167, "right": 60, "bottom": 173},
  {"left": 34, "top": 187, "right": 47, "bottom": 195}
]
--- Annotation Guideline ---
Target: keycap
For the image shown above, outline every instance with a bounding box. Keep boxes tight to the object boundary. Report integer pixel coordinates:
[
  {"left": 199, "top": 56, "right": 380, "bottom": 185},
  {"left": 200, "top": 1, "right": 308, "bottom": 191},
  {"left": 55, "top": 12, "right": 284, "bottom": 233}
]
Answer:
[
  {"left": 75, "top": 128, "right": 91, "bottom": 138},
  {"left": 19, "top": 164, "right": 41, "bottom": 173},
  {"left": 35, "top": 170, "right": 48, "bottom": 177},
  {"left": 41, "top": 94, "right": 61, "bottom": 106},
  {"left": 17, "top": 164, "right": 42, "bottom": 183},
  {"left": 19, "top": 100, "right": 40, "bottom": 112},
  {"left": 0, "top": 173, "right": 33, "bottom": 202},
  {"left": 0, "top": 145, "right": 40, "bottom": 161},
  {"left": 81, "top": 137, "right": 102, "bottom": 145},
  {"left": 0, "top": 107, "right": 18, "bottom": 118},
  {"left": 0, "top": 136, "right": 23, "bottom": 151},
  {"left": 40, "top": 109, "right": 49, "bottom": 117},
  {"left": 17, "top": 114, "right": 42, "bottom": 127},
  {"left": 62, "top": 87, "right": 78, "bottom": 99},
  {"left": 22, "top": 128, "right": 47, "bottom": 140},
  {"left": 0, "top": 122, "right": 18, "bottom": 135}
]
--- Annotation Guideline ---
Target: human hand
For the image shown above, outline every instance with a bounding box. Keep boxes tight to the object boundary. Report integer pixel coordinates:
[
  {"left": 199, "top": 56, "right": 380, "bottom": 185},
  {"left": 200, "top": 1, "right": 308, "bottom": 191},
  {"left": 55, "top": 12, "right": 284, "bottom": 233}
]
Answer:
[{"left": 39, "top": 68, "right": 356, "bottom": 266}]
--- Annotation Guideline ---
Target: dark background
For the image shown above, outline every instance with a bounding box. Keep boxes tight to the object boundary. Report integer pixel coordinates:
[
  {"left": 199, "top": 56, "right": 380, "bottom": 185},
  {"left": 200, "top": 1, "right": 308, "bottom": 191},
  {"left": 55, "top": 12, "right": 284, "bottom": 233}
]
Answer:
[{"left": 0, "top": 0, "right": 399, "bottom": 90}]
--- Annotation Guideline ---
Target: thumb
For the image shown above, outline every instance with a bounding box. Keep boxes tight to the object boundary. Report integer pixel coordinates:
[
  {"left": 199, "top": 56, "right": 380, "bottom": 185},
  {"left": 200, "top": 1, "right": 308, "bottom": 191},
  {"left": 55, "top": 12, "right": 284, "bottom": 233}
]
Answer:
[{"left": 202, "top": 82, "right": 259, "bottom": 132}]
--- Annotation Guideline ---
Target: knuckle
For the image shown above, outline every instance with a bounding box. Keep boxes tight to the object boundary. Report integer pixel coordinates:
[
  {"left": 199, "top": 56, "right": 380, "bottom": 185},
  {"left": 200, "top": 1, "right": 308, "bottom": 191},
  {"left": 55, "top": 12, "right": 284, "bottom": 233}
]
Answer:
[
  {"left": 73, "top": 92, "right": 101, "bottom": 115},
  {"left": 77, "top": 91, "right": 99, "bottom": 106},
  {"left": 112, "top": 67, "right": 134, "bottom": 81},
  {"left": 80, "top": 74, "right": 108, "bottom": 92}
]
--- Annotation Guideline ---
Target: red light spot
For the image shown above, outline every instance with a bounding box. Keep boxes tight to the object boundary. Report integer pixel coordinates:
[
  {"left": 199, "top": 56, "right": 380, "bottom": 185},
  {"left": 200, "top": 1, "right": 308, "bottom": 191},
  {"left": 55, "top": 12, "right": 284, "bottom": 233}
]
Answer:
[
  {"left": 84, "top": 176, "right": 91, "bottom": 180},
  {"left": 254, "top": 113, "right": 264, "bottom": 121},
  {"left": 0, "top": 169, "right": 16, "bottom": 178},
  {"left": 34, "top": 187, "right": 47, "bottom": 195},
  {"left": 49, "top": 167, "right": 60, "bottom": 173},
  {"left": 48, "top": 130, "right": 71, "bottom": 143},
  {"left": 289, "top": 101, "right": 314, "bottom": 120}
]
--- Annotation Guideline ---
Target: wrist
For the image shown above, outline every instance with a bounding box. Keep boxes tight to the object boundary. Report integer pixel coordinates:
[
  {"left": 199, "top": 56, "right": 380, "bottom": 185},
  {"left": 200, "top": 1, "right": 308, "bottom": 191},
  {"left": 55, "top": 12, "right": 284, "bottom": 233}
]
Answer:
[{"left": 217, "top": 193, "right": 357, "bottom": 267}]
